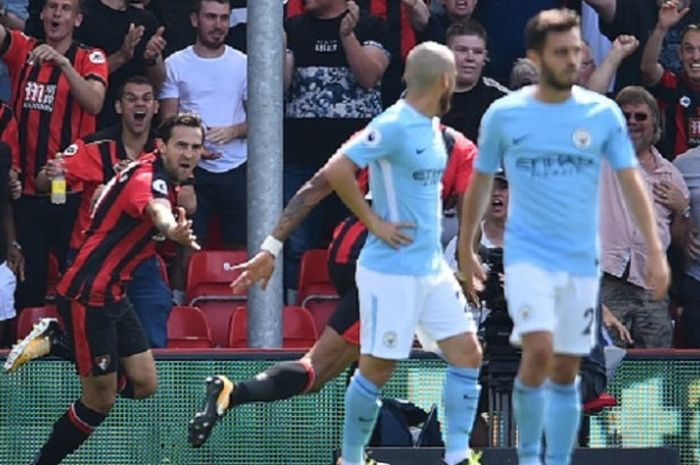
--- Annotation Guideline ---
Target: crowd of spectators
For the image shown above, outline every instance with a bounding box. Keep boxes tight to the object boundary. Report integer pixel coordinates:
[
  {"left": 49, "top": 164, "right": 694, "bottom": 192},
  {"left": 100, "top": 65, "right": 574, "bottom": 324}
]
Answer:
[{"left": 0, "top": 0, "right": 698, "bottom": 353}]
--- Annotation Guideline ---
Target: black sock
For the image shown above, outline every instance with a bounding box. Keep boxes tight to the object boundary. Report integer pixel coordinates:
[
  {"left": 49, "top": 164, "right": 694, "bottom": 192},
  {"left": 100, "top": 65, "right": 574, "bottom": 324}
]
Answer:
[
  {"left": 230, "top": 361, "right": 314, "bottom": 405},
  {"left": 31, "top": 400, "right": 106, "bottom": 465}
]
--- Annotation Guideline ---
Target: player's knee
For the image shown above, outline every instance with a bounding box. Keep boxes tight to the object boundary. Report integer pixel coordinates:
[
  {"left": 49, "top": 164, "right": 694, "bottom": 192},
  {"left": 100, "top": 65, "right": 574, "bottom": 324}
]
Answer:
[
  {"left": 131, "top": 375, "right": 158, "bottom": 399},
  {"left": 299, "top": 356, "right": 325, "bottom": 393},
  {"left": 306, "top": 379, "right": 327, "bottom": 394},
  {"left": 452, "top": 340, "right": 483, "bottom": 368},
  {"left": 359, "top": 358, "right": 396, "bottom": 388},
  {"left": 550, "top": 356, "right": 580, "bottom": 384},
  {"left": 440, "top": 332, "right": 483, "bottom": 368},
  {"left": 521, "top": 340, "right": 554, "bottom": 373},
  {"left": 82, "top": 391, "right": 116, "bottom": 414}
]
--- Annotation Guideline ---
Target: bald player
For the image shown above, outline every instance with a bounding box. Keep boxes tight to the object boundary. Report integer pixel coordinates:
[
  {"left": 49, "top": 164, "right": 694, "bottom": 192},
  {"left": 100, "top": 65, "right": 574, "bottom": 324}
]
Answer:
[{"left": 322, "top": 41, "right": 482, "bottom": 465}]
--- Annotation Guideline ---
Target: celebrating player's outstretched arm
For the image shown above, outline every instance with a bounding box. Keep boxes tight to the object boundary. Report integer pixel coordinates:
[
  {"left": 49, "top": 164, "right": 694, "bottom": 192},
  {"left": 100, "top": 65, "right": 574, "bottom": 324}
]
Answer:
[
  {"left": 148, "top": 203, "right": 200, "bottom": 251},
  {"left": 231, "top": 170, "right": 333, "bottom": 292}
]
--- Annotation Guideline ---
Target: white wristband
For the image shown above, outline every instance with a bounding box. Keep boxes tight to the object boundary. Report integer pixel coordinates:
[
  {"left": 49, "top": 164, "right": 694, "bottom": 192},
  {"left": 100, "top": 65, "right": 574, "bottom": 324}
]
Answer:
[{"left": 260, "top": 235, "right": 283, "bottom": 259}]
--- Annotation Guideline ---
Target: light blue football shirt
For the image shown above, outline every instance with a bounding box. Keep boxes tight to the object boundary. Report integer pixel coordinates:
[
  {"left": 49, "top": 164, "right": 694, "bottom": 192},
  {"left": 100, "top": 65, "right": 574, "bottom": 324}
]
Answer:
[
  {"left": 342, "top": 100, "right": 446, "bottom": 276},
  {"left": 476, "top": 85, "right": 638, "bottom": 276}
]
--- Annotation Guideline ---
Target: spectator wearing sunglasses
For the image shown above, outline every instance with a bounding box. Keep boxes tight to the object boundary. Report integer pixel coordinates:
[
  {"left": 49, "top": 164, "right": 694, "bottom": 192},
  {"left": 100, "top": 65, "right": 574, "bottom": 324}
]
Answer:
[{"left": 599, "top": 86, "right": 690, "bottom": 348}]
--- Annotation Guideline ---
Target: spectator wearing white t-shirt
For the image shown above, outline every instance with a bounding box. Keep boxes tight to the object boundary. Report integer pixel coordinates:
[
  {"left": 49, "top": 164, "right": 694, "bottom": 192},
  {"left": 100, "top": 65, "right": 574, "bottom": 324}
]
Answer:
[{"left": 159, "top": 0, "right": 247, "bottom": 247}]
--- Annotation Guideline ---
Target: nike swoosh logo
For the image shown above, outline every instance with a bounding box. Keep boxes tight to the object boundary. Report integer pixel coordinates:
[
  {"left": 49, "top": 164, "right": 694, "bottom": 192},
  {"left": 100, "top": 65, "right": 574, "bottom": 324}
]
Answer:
[
  {"left": 513, "top": 135, "right": 526, "bottom": 145},
  {"left": 358, "top": 416, "right": 374, "bottom": 422},
  {"left": 416, "top": 147, "right": 428, "bottom": 154}
]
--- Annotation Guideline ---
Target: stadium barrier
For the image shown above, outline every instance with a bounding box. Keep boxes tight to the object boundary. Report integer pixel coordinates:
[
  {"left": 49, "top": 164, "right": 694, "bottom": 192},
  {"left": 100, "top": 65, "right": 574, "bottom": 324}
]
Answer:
[
  {"left": 0, "top": 350, "right": 696, "bottom": 465},
  {"left": 352, "top": 447, "right": 680, "bottom": 464}
]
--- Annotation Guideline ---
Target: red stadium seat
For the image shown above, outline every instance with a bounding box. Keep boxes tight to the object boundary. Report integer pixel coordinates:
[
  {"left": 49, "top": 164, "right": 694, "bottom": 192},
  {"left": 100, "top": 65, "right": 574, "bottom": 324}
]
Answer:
[
  {"left": 580, "top": 392, "right": 618, "bottom": 447},
  {"left": 198, "top": 300, "right": 242, "bottom": 348},
  {"left": 298, "top": 249, "right": 339, "bottom": 330},
  {"left": 16, "top": 305, "right": 61, "bottom": 340},
  {"left": 298, "top": 248, "right": 338, "bottom": 302},
  {"left": 166, "top": 306, "right": 213, "bottom": 349},
  {"left": 186, "top": 250, "right": 248, "bottom": 305},
  {"left": 297, "top": 249, "right": 333, "bottom": 298},
  {"left": 583, "top": 392, "right": 618, "bottom": 414},
  {"left": 303, "top": 298, "right": 338, "bottom": 334},
  {"left": 228, "top": 305, "right": 318, "bottom": 349}
]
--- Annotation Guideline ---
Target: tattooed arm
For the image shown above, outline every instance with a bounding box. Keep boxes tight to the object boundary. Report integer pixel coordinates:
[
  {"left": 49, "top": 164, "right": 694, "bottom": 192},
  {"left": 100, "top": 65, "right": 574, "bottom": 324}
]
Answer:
[
  {"left": 230, "top": 169, "right": 334, "bottom": 292},
  {"left": 271, "top": 171, "right": 333, "bottom": 242}
]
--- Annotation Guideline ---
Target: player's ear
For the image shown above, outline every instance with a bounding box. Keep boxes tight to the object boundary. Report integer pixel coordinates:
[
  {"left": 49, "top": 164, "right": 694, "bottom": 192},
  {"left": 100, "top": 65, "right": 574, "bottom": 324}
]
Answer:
[
  {"left": 114, "top": 99, "right": 123, "bottom": 116},
  {"left": 526, "top": 48, "right": 540, "bottom": 69}
]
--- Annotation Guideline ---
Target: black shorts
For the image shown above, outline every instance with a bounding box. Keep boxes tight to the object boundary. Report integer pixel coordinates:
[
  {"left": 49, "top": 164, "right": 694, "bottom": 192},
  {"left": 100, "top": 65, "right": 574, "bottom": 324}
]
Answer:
[
  {"left": 56, "top": 295, "right": 150, "bottom": 377},
  {"left": 327, "top": 261, "right": 360, "bottom": 345}
]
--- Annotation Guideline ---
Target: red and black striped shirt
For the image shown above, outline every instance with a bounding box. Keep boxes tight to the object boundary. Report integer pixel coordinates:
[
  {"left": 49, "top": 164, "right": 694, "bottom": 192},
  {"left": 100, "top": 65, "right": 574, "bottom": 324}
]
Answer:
[
  {"left": 650, "top": 69, "right": 700, "bottom": 158},
  {"left": 1, "top": 30, "right": 108, "bottom": 195},
  {"left": 62, "top": 125, "right": 157, "bottom": 250},
  {"left": 56, "top": 153, "right": 175, "bottom": 306},
  {"left": 328, "top": 125, "right": 476, "bottom": 265}
]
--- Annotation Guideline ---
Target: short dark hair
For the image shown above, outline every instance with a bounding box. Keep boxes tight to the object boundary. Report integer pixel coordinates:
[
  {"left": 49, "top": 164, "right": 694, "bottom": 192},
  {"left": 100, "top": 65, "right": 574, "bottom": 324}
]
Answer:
[
  {"left": 158, "top": 113, "right": 205, "bottom": 143},
  {"left": 524, "top": 8, "right": 580, "bottom": 52},
  {"left": 116, "top": 75, "right": 154, "bottom": 101},
  {"left": 192, "top": 0, "right": 231, "bottom": 14},
  {"left": 446, "top": 19, "right": 488, "bottom": 46}
]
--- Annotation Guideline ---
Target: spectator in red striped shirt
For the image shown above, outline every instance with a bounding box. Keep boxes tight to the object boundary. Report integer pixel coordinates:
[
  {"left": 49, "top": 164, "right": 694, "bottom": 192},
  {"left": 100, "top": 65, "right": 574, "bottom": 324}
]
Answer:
[
  {"left": 0, "top": 0, "right": 108, "bottom": 311},
  {"left": 640, "top": 0, "right": 700, "bottom": 159}
]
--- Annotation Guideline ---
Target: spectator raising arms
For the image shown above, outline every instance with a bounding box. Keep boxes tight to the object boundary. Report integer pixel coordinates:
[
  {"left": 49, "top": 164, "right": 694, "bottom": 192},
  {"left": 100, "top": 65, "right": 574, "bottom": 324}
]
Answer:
[
  {"left": 75, "top": 0, "right": 166, "bottom": 128},
  {"left": 641, "top": 0, "right": 700, "bottom": 159},
  {"left": 0, "top": 0, "right": 108, "bottom": 311},
  {"left": 283, "top": 0, "right": 389, "bottom": 296}
]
